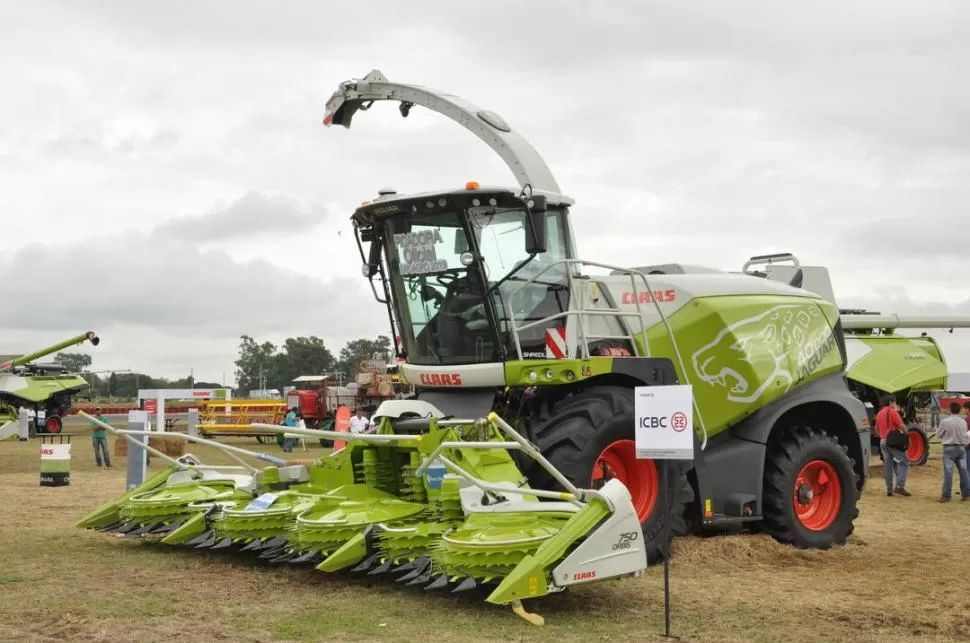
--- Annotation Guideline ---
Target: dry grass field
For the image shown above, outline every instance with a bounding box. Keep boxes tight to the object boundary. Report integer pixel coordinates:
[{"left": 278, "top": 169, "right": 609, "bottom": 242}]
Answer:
[{"left": 1, "top": 424, "right": 968, "bottom": 642}]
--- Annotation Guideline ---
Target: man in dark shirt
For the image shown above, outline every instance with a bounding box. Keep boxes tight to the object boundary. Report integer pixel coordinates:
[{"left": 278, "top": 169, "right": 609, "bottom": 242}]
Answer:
[{"left": 875, "top": 395, "right": 910, "bottom": 497}]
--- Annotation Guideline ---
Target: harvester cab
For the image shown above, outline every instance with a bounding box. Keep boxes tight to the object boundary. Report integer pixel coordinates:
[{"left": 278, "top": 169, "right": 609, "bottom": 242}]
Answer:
[{"left": 0, "top": 331, "right": 100, "bottom": 435}]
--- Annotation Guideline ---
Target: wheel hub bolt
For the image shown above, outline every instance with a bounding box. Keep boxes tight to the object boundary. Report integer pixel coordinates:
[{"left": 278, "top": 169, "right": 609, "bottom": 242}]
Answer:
[{"left": 796, "top": 484, "right": 814, "bottom": 504}]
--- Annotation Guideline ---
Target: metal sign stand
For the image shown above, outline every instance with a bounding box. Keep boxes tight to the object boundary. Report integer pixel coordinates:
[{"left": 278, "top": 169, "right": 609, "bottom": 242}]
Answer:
[
  {"left": 633, "top": 384, "right": 694, "bottom": 641},
  {"left": 661, "top": 459, "right": 673, "bottom": 639}
]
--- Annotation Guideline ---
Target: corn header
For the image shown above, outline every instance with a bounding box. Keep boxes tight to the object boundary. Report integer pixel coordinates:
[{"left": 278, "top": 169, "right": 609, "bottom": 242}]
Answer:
[{"left": 76, "top": 406, "right": 648, "bottom": 625}]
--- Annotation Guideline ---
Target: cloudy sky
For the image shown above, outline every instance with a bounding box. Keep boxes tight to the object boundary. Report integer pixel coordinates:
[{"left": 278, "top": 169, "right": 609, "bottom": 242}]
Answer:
[{"left": 2, "top": 0, "right": 969, "bottom": 385}]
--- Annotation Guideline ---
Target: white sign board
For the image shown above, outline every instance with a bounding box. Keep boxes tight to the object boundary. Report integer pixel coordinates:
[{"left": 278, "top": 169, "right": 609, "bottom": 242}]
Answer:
[
  {"left": 634, "top": 385, "right": 694, "bottom": 460},
  {"left": 243, "top": 492, "right": 279, "bottom": 512}
]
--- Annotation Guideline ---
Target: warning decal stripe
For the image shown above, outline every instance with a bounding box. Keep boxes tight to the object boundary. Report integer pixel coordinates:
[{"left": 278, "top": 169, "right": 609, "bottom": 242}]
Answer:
[{"left": 545, "top": 327, "right": 568, "bottom": 359}]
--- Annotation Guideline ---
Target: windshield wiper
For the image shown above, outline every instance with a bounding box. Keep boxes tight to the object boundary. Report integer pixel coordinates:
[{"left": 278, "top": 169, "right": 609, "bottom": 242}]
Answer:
[{"left": 484, "top": 253, "right": 537, "bottom": 299}]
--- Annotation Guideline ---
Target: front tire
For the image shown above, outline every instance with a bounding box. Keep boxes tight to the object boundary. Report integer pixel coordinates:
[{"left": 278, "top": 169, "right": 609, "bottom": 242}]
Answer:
[
  {"left": 523, "top": 385, "right": 694, "bottom": 563},
  {"left": 762, "top": 426, "right": 859, "bottom": 549}
]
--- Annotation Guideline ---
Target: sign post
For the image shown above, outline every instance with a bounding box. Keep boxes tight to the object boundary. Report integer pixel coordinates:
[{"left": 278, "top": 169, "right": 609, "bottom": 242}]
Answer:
[
  {"left": 39, "top": 433, "right": 72, "bottom": 487},
  {"left": 634, "top": 384, "right": 694, "bottom": 639},
  {"left": 126, "top": 410, "right": 149, "bottom": 491}
]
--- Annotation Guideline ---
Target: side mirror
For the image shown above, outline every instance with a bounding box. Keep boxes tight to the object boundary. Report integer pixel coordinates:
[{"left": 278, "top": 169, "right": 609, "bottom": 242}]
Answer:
[
  {"left": 524, "top": 196, "right": 547, "bottom": 254},
  {"left": 363, "top": 240, "right": 382, "bottom": 278}
]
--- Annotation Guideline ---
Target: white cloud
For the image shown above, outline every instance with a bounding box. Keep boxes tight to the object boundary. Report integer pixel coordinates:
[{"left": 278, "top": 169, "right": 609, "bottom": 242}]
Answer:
[{"left": 2, "top": 0, "right": 969, "bottom": 380}]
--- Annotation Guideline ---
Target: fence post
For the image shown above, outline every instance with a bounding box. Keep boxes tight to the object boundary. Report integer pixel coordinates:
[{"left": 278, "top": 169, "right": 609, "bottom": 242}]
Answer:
[
  {"left": 126, "top": 410, "right": 149, "bottom": 491},
  {"left": 187, "top": 408, "right": 199, "bottom": 438}
]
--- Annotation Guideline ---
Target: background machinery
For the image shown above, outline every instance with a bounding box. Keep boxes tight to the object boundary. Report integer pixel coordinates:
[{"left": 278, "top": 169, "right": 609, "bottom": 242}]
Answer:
[
  {"left": 0, "top": 332, "right": 100, "bottom": 435},
  {"left": 753, "top": 258, "right": 970, "bottom": 466}
]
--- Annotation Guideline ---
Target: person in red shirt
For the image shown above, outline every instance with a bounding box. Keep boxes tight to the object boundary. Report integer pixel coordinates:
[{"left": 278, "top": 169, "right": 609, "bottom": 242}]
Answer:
[{"left": 875, "top": 395, "right": 910, "bottom": 497}]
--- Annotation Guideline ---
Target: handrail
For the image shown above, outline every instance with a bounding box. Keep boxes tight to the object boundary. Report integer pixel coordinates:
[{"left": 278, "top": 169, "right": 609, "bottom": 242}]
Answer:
[
  {"left": 78, "top": 411, "right": 288, "bottom": 469},
  {"left": 499, "top": 259, "right": 709, "bottom": 448}
]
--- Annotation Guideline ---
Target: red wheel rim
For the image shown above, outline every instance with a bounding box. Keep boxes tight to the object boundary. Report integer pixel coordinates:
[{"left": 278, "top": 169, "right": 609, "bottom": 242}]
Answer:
[
  {"left": 907, "top": 432, "right": 925, "bottom": 463},
  {"left": 792, "top": 459, "right": 842, "bottom": 531},
  {"left": 45, "top": 417, "right": 61, "bottom": 433},
  {"left": 592, "top": 439, "right": 658, "bottom": 521}
]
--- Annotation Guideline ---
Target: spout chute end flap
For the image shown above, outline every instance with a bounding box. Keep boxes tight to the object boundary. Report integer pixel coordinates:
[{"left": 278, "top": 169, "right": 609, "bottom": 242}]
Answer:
[{"left": 76, "top": 466, "right": 179, "bottom": 529}]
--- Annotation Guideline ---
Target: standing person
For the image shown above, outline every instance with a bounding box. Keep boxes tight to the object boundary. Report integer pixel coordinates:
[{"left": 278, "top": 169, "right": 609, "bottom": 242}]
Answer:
[
  {"left": 875, "top": 395, "right": 910, "bottom": 497},
  {"left": 294, "top": 412, "right": 307, "bottom": 451},
  {"left": 281, "top": 407, "right": 298, "bottom": 453},
  {"left": 930, "top": 392, "right": 941, "bottom": 429},
  {"left": 90, "top": 407, "right": 112, "bottom": 469},
  {"left": 963, "top": 402, "right": 970, "bottom": 485},
  {"left": 17, "top": 406, "right": 29, "bottom": 441},
  {"left": 935, "top": 401, "right": 970, "bottom": 502},
  {"left": 349, "top": 408, "right": 370, "bottom": 434}
]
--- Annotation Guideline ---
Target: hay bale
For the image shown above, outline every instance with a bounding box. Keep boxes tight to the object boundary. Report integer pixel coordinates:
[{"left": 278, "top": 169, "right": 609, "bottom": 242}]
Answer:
[
  {"left": 112, "top": 434, "right": 186, "bottom": 458},
  {"left": 149, "top": 435, "right": 186, "bottom": 457}
]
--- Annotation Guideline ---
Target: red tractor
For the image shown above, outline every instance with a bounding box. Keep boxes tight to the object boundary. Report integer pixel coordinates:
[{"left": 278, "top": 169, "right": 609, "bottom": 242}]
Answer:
[{"left": 283, "top": 364, "right": 409, "bottom": 447}]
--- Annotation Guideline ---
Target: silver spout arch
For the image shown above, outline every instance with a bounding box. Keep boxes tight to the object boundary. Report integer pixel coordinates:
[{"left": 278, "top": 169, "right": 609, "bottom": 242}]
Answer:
[{"left": 323, "top": 69, "right": 561, "bottom": 195}]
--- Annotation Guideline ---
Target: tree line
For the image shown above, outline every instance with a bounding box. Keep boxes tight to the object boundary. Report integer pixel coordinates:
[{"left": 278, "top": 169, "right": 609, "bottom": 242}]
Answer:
[
  {"left": 232, "top": 334, "right": 392, "bottom": 394},
  {"left": 55, "top": 334, "right": 393, "bottom": 400}
]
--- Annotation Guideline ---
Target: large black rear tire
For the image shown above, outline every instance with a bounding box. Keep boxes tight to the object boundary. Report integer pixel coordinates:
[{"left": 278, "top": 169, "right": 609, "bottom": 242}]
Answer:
[
  {"left": 522, "top": 385, "right": 694, "bottom": 563},
  {"left": 761, "top": 426, "right": 859, "bottom": 549}
]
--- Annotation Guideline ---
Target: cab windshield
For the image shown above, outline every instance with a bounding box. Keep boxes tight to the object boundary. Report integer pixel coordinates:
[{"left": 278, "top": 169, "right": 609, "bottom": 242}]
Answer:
[{"left": 384, "top": 204, "right": 570, "bottom": 365}]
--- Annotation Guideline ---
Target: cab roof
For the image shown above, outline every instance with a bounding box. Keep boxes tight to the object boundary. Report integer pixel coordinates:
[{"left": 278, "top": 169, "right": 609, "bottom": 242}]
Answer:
[{"left": 352, "top": 184, "right": 575, "bottom": 220}]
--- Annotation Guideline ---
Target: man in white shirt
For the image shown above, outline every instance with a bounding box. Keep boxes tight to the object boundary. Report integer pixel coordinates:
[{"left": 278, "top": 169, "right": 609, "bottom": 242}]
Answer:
[
  {"left": 936, "top": 401, "right": 970, "bottom": 502},
  {"left": 349, "top": 409, "right": 370, "bottom": 434}
]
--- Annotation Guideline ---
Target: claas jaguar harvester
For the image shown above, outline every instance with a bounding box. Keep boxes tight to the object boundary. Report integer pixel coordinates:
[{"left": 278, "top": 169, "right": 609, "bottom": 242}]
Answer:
[
  {"left": 325, "top": 70, "right": 876, "bottom": 552},
  {"left": 79, "top": 71, "right": 882, "bottom": 624}
]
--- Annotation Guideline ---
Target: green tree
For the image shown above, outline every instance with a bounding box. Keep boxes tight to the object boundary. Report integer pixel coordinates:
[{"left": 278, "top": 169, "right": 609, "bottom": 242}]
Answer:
[
  {"left": 234, "top": 335, "right": 281, "bottom": 393},
  {"left": 53, "top": 352, "right": 92, "bottom": 373},
  {"left": 277, "top": 336, "right": 336, "bottom": 384},
  {"left": 79, "top": 372, "right": 103, "bottom": 398},
  {"left": 337, "top": 335, "right": 392, "bottom": 382}
]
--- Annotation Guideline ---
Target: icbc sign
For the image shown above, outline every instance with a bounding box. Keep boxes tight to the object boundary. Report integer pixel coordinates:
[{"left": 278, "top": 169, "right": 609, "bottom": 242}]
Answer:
[
  {"left": 671, "top": 412, "right": 688, "bottom": 432},
  {"left": 639, "top": 411, "right": 689, "bottom": 431},
  {"left": 634, "top": 385, "right": 694, "bottom": 460}
]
